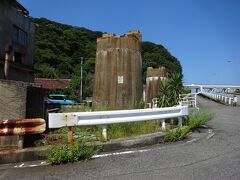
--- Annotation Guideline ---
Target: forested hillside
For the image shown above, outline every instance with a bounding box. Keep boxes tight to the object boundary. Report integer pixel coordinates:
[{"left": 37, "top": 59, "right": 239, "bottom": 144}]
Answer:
[{"left": 32, "top": 18, "right": 182, "bottom": 99}]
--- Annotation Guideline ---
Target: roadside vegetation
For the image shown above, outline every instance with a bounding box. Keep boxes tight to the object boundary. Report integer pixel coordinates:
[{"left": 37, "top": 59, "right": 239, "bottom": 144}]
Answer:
[
  {"left": 163, "top": 110, "right": 214, "bottom": 142},
  {"left": 157, "top": 72, "right": 184, "bottom": 107},
  {"left": 47, "top": 139, "right": 100, "bottom": 165}
]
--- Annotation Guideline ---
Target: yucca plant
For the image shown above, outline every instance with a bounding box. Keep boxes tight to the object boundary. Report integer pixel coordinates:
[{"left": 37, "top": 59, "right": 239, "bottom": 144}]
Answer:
[
  {"left": 169, "top": 72, "right": 184, "bottom": 105},
  {"left": 157, "top": 72, "right": 184, "bottom": 107},
  {"left": 157, "top": 80, "right": 172, "bottom": 107}
]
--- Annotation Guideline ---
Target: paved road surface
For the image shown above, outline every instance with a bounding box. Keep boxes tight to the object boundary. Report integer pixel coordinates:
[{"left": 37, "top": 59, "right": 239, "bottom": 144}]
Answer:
[{"left": 1, "top": 97, "right": 240, "bottom": 180}]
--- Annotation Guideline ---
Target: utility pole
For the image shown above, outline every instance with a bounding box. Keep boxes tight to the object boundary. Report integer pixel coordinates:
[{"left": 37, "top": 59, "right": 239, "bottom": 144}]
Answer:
[{"left": 80, "top": 57, "right": 83, "bottom": 102}]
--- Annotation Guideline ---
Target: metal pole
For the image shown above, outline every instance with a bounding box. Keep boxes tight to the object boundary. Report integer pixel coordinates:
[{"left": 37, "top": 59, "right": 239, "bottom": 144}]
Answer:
[
  {"left": 80, "top": 57, "right": 83, "bottom": 102},
  {"left": 68, "top": 127, "right": 73, "bottom": 146}
]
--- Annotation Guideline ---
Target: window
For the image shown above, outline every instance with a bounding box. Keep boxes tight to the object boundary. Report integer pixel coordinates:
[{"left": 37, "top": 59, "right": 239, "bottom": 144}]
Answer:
[
  {"left": 14, "top": 52, "right": 24, "bottom": 64},
  {"left": 13, "top": 26, "right": 27, "bottom": 46}
]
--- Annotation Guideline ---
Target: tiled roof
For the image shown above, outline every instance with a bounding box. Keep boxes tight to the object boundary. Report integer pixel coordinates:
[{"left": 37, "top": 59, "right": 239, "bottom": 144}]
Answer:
[{"left": 35, "top": 78, "right": 70, "bottom": 89}]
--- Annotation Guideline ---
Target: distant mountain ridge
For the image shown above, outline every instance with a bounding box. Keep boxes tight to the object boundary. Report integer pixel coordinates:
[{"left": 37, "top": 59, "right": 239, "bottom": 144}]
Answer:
[{"left": 32, "top": 17, "right": 182, "bottom": 98}]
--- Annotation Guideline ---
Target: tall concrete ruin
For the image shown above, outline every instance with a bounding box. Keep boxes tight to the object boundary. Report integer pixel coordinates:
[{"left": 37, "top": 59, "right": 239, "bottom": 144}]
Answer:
[
  {"left": 93, "top": 30, "right": 143, "bottom": 110},
  {"left": 146, "top": 66, "right": 168, "bottom": 104}
]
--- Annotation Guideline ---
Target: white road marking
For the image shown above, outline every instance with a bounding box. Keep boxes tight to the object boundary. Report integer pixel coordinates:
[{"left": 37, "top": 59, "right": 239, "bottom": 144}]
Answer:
[
  {"left": 92, "top": 147, "right": 166, "bottom": 159},
  {"left": 206, "top": 129, "right": 215, "bottom": 140},
  {"left": 13, "top": 161, "right": 50, "bottom": 169},
  {"left": 186, "top": 138, "right": 197, "bottom": 143}
]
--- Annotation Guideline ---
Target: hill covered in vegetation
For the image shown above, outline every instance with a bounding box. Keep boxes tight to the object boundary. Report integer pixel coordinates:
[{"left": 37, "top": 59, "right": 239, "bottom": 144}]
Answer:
[{"left": 32, "top": 18, "right": 182, "bottom": 99}]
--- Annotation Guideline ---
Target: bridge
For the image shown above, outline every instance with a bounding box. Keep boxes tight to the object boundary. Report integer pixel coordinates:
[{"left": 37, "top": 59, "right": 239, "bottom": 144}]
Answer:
[{"left": 184, "top": 84, "right": 240, "bottom": 93}]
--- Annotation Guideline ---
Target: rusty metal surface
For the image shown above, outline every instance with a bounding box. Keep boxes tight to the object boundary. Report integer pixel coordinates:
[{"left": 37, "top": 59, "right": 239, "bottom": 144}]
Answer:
[
  {"left": 93, "top": 30, "right": 143, "bottom": 110},
  {"left": 0, "top": 118, "right": 45, "bottom": 136}
]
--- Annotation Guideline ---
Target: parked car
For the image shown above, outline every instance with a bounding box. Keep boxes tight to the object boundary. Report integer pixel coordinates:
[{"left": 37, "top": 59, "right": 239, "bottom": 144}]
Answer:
[
  {"left": 48, "top": 94, "right": 76, "bottom": 105},
  {"left": 44, "top": 99, "right": 61, "bottom": 113}
]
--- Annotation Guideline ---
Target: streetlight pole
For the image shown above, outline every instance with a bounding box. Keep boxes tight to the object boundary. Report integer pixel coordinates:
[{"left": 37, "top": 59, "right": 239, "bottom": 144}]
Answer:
[{"left": 80, "top": 57, "right": 83, "bottom": 102}]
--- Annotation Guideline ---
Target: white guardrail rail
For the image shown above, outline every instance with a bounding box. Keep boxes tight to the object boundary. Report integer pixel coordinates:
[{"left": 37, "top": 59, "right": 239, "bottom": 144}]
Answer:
[
  {"left": 49, "top": 106, "right": 189, "bottom": 141},
  {"left": 200, "top": 92, "right": 236, "bottom": 105}
]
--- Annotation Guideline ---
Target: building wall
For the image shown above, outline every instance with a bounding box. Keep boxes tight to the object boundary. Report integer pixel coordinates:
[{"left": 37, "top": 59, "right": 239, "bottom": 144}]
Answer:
[
  {"left": 0, "top": 0, "right": 35, "bottom": 82},
  {"left": 93, "top": 30, "right": 143, "bottom": 110}
]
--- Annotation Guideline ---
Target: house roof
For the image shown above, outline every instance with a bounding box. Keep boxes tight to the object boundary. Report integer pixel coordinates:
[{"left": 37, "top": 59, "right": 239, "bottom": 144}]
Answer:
[{"left": 35, "top": 78, "right": 70, "bottom": 89}]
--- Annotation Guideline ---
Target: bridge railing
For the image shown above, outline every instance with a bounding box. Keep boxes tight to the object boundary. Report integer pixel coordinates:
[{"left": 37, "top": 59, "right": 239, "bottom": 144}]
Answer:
[
  {"left": 200, "top": 92, "right": 235, "bottom": 106},
  {"left": 49, "top": 106, "right": 189, "bottom": 141},
  {"left": 179, "top": 93, "right": 198, "bottom": 109}
]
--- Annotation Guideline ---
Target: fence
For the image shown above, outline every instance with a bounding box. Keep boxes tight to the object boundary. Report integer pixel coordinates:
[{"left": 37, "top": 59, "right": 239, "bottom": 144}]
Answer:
[
  {"left": 200, "top": 92, "right": 235, "bottom": 105},
  {"left": 49, "top": 105, "right": 189, "bottom": 141},
  {"left": 179, "top": 93, "right": 198, "bottom": 108}
]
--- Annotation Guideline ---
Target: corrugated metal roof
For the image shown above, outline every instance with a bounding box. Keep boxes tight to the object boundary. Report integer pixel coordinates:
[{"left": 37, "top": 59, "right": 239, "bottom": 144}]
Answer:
[{"left": 35, "top": 78, "right": 70, "bottom": 89}]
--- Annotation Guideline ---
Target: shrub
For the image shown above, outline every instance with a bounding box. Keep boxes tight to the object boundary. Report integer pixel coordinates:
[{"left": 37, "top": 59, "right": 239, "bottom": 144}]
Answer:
[{"left": 47, "top": 139, "right": 98, "bottom": 165}]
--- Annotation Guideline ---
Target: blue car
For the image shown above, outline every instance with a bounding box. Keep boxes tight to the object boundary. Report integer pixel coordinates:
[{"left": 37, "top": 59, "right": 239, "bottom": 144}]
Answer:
[{"left": 48, "top": 94, "right": 76, "bottom": 105}]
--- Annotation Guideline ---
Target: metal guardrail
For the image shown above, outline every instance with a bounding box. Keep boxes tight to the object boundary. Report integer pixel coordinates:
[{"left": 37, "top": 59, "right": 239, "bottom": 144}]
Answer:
[
  {"left": 200, "top": 92, "right": 237, "bottom": 106},
  {"left": 0, "top": 118, "right": 46, "bottom": 136},
  {"left": 49, "top": 106, "right": 189, "bottom": 141}
]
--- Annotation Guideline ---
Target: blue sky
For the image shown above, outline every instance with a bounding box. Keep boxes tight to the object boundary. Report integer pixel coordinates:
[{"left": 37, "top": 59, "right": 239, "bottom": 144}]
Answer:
[{"left": 19, "top": 0, "right": 240, "bottom": 84}]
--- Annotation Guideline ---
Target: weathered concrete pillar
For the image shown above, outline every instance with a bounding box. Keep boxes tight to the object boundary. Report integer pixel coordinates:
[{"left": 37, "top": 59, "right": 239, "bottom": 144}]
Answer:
[
  {"left": 146, "top": 66, "right": 168, "bottom": 104},
  {"left": 93, "top": 30, "right": 143, "bottom": 110}
]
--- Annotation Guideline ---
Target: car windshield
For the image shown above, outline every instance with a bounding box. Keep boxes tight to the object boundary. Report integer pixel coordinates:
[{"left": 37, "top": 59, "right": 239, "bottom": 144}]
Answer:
[{"left": 49, "top": 96, "right": 66, "bottom": 100}]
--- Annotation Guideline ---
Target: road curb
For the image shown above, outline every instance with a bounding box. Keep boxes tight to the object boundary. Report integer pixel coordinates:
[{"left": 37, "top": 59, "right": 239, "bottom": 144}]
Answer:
[
  {"left": 0, "top": 146, "right": 49, "bottom": 164},
  {"left": 0, "top": 131, "right": 166, "bottom": 164}
]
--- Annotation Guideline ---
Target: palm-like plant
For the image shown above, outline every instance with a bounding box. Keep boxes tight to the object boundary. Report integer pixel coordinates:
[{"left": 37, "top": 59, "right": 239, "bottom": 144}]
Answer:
[
  {"left": 169, "top": 72, "right": 184, "bottom": 105},
  {"left": 157, "top": 80, "right": 171, "bottom": 107},
  {"left": 157, "top": 72, "right": 184, "bottom": 107}
]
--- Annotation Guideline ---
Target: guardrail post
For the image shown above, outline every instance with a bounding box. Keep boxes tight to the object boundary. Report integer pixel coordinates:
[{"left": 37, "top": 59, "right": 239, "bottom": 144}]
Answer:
[
  {"left": 102, "top": 125, "right": 108, "bottom": 141},
  {"left": 178, "top": 117, "right": 183, "bottom": 127},
  {"left": 161, "top": 119, "right": 166, "bottom": 130},
  {"left": 68, "top": 127, "right": 73, "bottom": 146},
  {"left": 18, "top": 136, "right": 24, "bottom": 149}
]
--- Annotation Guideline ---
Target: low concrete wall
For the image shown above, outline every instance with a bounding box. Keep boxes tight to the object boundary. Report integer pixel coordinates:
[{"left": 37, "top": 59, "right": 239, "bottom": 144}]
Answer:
[
  {"left": 0, "top": 80, "right": 44, "bottom": 149},
  {"left": 0, "top": 80, "right": 27, "bottom": 149}
]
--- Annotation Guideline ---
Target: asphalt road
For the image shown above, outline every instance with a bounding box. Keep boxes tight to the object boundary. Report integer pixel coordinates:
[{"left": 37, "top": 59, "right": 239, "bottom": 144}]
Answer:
[{"left": 1, "top": 97, "right": 240, "bottom": 180}]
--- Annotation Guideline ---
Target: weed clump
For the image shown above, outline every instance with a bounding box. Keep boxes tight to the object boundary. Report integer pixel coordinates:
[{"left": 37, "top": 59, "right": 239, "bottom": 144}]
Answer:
[{"left": 47, "top": 139, "right": 99, "bottom": 165}]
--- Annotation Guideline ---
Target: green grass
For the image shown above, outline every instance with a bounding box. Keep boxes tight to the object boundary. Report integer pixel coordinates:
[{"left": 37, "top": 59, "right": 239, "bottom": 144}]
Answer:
[
  {"left": 108, "top": 120, "right": 163, "bottom": 139},
  {"left": 163, "top": 110, "right": 214, "bottom": 142}
]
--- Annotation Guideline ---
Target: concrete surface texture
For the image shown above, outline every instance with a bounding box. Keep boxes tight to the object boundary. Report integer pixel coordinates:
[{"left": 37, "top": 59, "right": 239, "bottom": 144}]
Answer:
[
  {"left": 0, "top": 80, "right": 45, "bottom": 149},
  {"left": 93, "top": 30, "right": 143, "bottom": 110},
  {"left": 146, "top": 66, "right": 168, "bottom": 103},
  {"left": 0, "top": 80, "right": 27, "bottom": 149},
  {"left": 1, "top": 97, "right": 240, "bottom": 179}
]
